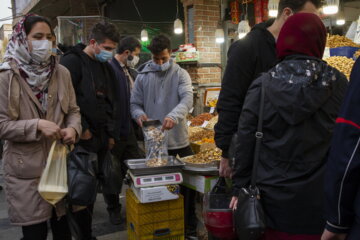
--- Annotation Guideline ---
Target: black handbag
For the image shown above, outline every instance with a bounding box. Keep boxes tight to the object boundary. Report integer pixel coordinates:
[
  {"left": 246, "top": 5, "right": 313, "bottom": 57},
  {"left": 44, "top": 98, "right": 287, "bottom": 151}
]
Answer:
[
  {"left": 234, "top": 83, "right": 266, "bottom": 240},
  {"left": 101, "top": 151, "right": 123, "bottom": 194},
  {"left": 67, "top": 145, "right": 98, "bottom": 206}
]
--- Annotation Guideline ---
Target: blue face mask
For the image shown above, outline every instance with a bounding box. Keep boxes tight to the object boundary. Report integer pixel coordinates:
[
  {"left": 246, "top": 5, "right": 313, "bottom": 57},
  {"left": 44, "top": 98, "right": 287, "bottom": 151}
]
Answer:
[
  {"left": 95, "top": 49, "right": 113, "bottom": 63},
  {"left": 160, "top": 61, "right": 171, "bottom": 71}
]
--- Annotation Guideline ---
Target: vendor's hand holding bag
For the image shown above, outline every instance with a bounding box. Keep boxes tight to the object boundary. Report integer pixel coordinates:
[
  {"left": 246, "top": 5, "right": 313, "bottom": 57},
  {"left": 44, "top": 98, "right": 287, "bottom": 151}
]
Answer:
[
  {"left": 38, "top": 141, "right": 69, "bottom": 205},
  {"left": 234, "top": 83, "right": 266, "bottom": 240}
]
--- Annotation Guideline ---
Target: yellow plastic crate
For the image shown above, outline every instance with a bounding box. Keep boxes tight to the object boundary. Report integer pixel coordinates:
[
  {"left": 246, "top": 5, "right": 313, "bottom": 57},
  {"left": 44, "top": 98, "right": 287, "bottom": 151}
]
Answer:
[
  {"left": 128, "top": 214, "right": 184, "bottom": 240},
  {"left": 126, "top": 189, "right": 185, "bottom": 240},
  {"left": 126, "top": 189, "right": 184, "bottom": 225},
  {"left": 128, "top": 229, "right": 184, "bottom": 240}
]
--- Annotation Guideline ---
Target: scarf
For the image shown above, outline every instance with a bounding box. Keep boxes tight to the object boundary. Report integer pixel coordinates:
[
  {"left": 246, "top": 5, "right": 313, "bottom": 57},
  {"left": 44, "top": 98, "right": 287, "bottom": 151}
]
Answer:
[
  {"left": 277, "top": 13, "right": 326, "bottom": 60},
  {"left": 3, "top": 14, "right": 56, "bottom": 111}
]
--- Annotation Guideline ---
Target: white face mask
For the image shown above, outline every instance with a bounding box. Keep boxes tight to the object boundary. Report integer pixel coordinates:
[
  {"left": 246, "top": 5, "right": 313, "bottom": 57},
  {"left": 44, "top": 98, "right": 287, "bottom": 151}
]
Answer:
[
  {"left": 127, "top": 55, "right": 140, "bottom": 68},
  {"left": 30, "top": 40, "right": 52, "bottom": 63}
]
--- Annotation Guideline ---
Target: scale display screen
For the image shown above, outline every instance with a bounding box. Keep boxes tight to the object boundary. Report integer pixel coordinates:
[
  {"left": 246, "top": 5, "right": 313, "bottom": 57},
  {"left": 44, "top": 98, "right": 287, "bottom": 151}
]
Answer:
[{"left": 132, "top": 172, "right": 183, "bottom": 187}]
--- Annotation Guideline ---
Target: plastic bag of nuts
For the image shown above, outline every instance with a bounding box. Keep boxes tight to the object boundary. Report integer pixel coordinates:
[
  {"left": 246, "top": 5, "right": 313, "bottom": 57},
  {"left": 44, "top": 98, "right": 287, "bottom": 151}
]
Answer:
[{"left": 142, "top": 120, "right": 169, "bottom": 167}]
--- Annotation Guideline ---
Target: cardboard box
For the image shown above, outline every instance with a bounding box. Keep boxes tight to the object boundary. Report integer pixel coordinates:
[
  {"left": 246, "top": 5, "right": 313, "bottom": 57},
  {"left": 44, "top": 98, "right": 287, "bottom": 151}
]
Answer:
[
  {"left": 182, "top": 172, "right": 218, "bottom": 194},
  {"left": 131, "top": 185, "right": 180, "bottom": 203}
]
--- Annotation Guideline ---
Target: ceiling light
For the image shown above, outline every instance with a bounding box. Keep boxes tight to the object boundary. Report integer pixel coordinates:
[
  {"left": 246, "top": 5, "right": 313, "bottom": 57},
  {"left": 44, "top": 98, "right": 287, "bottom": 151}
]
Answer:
[
  {"left": 174, "top": 19, "right": 183, "bottom": 34},
  {"left": 141, "top": 29, "right": 148, "bottom": 42},
  {"left": 238, "top": 20, "right": 251, "bottom": 39},
  {"left": 268, "top": 0, "right": 279, "bottom": 17},
  {"left": 215, "top": 28, "right": 225, "bottom": 43}
]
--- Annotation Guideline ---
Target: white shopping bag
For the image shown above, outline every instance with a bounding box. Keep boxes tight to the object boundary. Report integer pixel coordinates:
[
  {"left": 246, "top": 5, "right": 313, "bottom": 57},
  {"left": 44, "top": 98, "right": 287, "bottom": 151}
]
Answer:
[{"left": 38, "top": 141, "right": 69, "bottom": 205}]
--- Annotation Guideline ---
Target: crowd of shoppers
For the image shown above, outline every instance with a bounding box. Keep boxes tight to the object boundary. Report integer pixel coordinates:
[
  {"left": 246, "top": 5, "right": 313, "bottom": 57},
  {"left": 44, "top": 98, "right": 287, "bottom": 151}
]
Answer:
[{"left": 1, "top": 0, "right": 360, "bottom": 239}]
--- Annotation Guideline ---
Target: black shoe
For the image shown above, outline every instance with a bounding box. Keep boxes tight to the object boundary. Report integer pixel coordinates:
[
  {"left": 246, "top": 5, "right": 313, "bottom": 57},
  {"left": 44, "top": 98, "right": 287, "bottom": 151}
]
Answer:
[
  {"left": 91, "top": 237, "right": 98, "bottom": 240},
  {"left": 108, "top": 207, "right": 122, "bottom": 225},
  {"left": 0, "top": 186, "right": 3, "bottom": 191}
]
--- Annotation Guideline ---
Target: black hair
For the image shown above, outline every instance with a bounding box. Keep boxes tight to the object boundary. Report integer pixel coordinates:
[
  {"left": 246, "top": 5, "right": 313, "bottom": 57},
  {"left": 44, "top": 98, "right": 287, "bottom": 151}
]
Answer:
[
  {"left": 116, "top": 36, "right": 141, "bottom": 54},
  {"left": 89, "top": 22, "right": 120, "bottom": 44},
  {"left": 24, "top": 15, "right": 52, "bottom": 36},
  {"left": 148, "top": 34, "right": 171, "bottom": 55},
  {"left": 278, "top": 0, "right": 322, "bottom": 17}
]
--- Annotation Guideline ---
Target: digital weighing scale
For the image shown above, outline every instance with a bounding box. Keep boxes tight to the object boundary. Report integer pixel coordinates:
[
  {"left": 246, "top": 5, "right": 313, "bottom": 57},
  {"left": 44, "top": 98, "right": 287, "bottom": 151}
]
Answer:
[{"left": 128, "top": 171, "right": 183, "bottom": 188}]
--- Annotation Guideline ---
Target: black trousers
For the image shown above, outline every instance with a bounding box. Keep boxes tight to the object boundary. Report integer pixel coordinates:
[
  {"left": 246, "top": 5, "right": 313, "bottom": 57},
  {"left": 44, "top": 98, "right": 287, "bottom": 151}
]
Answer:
[
  {"left": 110, "top": 125, "right": 143, "bottom": 201},
  {"left": 22, "top": 209, "right": 71, "bottom": 240},
  {"left": 73, "top": 129, "right": 112, "bottom": 239},
  {"left": 168, "top": 146, "right": 198, "bottom": 236}
]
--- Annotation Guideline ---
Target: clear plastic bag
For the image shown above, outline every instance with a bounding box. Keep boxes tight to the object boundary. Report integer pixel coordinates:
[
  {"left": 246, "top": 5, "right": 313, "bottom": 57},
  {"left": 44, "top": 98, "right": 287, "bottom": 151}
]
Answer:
[
  {"left": 142, "top": 120, "right": 168, "bottom": 167},
  {"left": 38, "top": 141, "right": 69, "bottom": 205}
]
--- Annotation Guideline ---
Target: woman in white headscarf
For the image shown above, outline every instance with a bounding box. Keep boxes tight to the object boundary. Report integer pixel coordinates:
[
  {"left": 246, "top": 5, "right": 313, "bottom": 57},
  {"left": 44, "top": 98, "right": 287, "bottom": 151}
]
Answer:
[{"left": 0, "top": 14, "right": 81, "bottom": 240}]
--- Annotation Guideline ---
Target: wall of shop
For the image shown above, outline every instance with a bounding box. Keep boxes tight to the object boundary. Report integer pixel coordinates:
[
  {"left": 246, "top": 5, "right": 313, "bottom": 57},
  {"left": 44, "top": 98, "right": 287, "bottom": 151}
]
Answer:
[{"left": 182, "top": 0, "right": 222, "bottom": 84}]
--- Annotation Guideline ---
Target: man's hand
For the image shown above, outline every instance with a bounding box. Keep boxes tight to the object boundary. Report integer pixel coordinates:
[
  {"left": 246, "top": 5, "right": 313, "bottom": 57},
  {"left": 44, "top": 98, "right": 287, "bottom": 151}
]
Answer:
[
  {"left": 162, "top": 117, "right": 175, "bottom": 131},
  {"left": 229, "top": 196, "right": 238, "bottom": 210},
  {"left": 219, "top": 157, "right": 232, "bottom": 178},
  {"left": 321, "top": 229, "right": 347, "bottom": 240},
  {"left": 108, "top": 138, "right": 115, "bottom": 150},
  {"left": 80, "top": 129, "right": 92, "bottom": 140},
  {"left": 137, "top": 115, "right": 148, "bottom": 127},
  {"left": 38, "top": 119, "right": 61, "bottom": 140},
  {"left": 60, "top": 128, "right": 77, "bottom": 145}
]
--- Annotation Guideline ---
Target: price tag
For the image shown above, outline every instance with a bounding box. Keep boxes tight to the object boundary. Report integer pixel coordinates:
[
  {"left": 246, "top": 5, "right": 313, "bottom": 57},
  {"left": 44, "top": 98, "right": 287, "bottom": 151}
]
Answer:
[
  {"left": 189, "top": 107, "right": 194, "bottom": 113},
  {"left": 210, "top": 107, "right": 215, "bottom": 114},
  {"left": 201, "top": 121, "right": 209, "bottom": 128},
  {"left": 187, "top": 121, "right": 192, "bottom": 127}
]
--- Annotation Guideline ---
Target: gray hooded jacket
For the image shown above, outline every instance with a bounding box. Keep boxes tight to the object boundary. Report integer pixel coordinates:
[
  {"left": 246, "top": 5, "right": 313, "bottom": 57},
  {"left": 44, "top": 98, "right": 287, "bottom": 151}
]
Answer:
[{"left": 131, "top": 59, "right": 193, "bottom": 150}]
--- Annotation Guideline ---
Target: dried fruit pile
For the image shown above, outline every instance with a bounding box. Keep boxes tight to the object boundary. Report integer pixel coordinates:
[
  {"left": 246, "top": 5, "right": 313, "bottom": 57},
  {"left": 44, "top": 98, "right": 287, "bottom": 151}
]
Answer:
[
  {"left": 188, "top": 127, "right": 214, "bottom": 142},
  {"left": 190, "top": 113, "right": 214, "bottom": 126}
]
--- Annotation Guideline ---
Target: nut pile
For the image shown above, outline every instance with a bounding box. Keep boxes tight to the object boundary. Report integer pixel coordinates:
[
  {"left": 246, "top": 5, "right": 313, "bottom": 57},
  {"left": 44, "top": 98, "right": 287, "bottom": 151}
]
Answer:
[
  {"left": 326, "top": 35, "right": 360, "bottom": 48},
  {"left": 189, "top": 127, "right": 214, "bottom": 142},
  {"left": 190, "top": 113, "right": 214, "bottom": 126},
  {"left": 146, "top": 158, "right": 168, "bottom": 167},
  {"left": 183, "top": 148, "right": 222, "bottom": 164},
  {"left": 206, "top": 115, "right": 218, "bottom": 129},
  {"left": 355, "top": 49, "right": 360, "bottom": 59},
  {"left": 325, "top": 56, "right": 355, "bottom": 79}
]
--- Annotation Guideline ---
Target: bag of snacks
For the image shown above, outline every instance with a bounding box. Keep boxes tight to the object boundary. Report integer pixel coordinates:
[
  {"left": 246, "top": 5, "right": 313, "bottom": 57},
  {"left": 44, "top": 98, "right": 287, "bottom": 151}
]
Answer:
[{"left": 142, "top": 120, "right": 168, "bottom": 167}]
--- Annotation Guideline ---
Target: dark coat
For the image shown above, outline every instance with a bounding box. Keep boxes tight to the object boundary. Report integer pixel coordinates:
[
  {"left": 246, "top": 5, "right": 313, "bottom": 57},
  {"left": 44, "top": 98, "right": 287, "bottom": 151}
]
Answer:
[
  {"left": 324, "top": 58, "right": 360, "bottom": 238},
  {"left": 232, "top": 55, "right": 348, "bottom": 234},
  {"left": 109, "top": 57, "right": 132, "bottom": 139},
  {"left": 60, "top": 44, "right": 119, "bottom": 139},
  {"left": 215, "top": 20, "right": 277, "bottom": 158}
]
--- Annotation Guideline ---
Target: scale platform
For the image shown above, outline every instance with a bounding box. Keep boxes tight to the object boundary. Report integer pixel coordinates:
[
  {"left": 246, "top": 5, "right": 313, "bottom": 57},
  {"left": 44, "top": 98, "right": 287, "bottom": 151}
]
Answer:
[{"left": 129, "top": 171, "right": 183, "bottom": 188}]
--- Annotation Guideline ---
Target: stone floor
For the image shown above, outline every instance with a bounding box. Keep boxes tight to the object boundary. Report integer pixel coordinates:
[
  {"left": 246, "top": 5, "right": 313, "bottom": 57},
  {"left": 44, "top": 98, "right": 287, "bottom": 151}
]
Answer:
[{"left": 0, "top": 159, "right": 128, "bottom": 240}]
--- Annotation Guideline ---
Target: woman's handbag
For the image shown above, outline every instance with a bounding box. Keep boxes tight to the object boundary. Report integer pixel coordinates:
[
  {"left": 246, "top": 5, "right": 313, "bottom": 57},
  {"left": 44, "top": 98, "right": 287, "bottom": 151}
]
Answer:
[
  {"left": 234, "top": 83, "right": 267, "bottom": 240},
  {"left": 67, "top": 145, "right": 98, "bottom": 206}
]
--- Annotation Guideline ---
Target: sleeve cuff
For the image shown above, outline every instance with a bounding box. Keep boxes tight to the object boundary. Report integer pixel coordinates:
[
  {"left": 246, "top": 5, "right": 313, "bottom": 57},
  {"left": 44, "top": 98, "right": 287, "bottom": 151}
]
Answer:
[
  {"left": 232, "top": 188, "right": 241, "bottom": 197},
  {"left": 25, "top": 119, "right": 41, "bottom": 141},
  {"left": 221, "top": 149, "right": 229, "bottom": 158},
  {"left": 166, "top": 115, "right": 179, "bottom": 124},
  {"left": 325, "top": 221, "right": 351, "bottom": 234}
]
